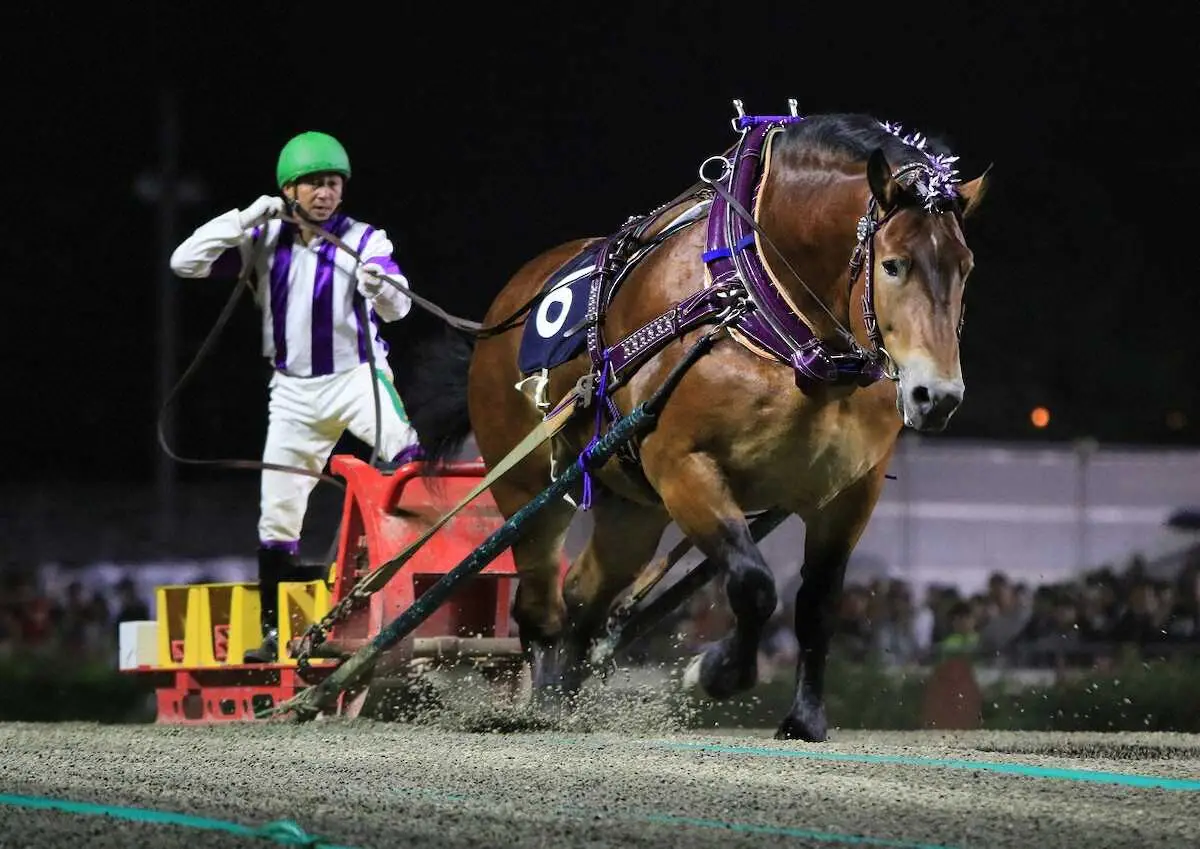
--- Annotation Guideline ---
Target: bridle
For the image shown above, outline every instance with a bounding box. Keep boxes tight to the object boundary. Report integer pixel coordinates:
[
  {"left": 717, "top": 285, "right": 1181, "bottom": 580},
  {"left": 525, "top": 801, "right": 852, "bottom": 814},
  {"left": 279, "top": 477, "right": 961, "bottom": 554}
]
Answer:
[{"left": 845, "top": 161, "right": 969, "bottom": 382}]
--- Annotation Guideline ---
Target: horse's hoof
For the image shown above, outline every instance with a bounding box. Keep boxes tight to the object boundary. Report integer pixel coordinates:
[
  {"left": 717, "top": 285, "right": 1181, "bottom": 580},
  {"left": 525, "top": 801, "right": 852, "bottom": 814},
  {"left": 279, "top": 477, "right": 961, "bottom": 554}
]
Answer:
[
  {"left": 691, "top": 641, "right": 758, "bottom": 701},
  {"left": 681, "top": 654, "right": 705, "bottom": 691},
  {"left": 529, "top": 683, "right": 570, "bottom": 714},
  {"left": 775, "top": 705, "right": 827, "bottom": 742}
]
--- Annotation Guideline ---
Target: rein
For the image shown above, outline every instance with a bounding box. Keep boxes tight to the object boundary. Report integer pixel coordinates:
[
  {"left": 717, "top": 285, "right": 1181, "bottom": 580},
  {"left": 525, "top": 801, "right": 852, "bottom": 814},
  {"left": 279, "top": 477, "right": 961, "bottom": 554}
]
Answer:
[{"left": 277, "top": 213, "right": 485, "bottom": 335}]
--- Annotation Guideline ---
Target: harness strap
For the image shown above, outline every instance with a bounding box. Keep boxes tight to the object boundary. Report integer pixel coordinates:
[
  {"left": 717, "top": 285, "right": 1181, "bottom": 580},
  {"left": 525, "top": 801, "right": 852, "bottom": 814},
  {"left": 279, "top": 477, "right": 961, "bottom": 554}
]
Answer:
[
  {"left": 702, "top": 126, "right": 890, "bottom": 391},
  {"left": 573, "top": 200, "right": 714, "bottom": 506},
  {"left": 606, "top": 279, "right": 745, "bottom": 384},
  {"left": 583, "top": 197, "right": 713, "bottom": 404}
]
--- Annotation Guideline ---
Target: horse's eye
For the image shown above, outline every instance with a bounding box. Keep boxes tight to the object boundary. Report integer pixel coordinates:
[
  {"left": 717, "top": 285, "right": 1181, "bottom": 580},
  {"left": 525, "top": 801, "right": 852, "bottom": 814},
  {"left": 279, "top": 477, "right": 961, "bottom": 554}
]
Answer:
[{"left": 881, "top": 258, "right": 906, "bottom": 277}]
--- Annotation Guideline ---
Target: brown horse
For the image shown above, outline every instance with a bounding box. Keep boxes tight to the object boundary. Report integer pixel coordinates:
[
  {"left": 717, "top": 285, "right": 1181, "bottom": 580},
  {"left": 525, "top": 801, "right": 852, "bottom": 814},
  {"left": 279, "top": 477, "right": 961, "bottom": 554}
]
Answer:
[{"left": 406, "top": 108, "right": 987, "bottom": 740}]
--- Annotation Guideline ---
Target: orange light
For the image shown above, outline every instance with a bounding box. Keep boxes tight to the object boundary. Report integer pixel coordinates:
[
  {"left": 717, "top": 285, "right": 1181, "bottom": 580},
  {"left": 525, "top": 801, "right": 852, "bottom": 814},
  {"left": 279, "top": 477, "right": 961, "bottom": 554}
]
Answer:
[{"left": 1030, "top": 407, "right": 1051, "bottom": 428}]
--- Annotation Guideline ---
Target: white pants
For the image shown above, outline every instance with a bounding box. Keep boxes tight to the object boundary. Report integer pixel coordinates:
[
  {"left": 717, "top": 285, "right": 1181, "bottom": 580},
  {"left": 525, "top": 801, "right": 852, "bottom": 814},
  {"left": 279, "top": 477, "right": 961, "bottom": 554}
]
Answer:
[{"left": 258, "top": 362, "right": 418, "bottom": 546}]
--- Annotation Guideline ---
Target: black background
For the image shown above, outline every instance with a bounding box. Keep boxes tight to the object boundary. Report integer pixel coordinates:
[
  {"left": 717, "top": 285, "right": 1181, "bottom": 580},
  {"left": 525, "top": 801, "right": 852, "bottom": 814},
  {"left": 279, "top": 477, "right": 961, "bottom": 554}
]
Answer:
[{"left": 8, "top": 2, "right": 1196, "bottom": 487}]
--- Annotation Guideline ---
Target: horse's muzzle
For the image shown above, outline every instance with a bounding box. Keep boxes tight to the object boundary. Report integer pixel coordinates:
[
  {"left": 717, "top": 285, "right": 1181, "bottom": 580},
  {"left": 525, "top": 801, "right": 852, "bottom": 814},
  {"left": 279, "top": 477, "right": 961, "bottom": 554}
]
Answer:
[{"left": 902, "top": 379, "right": 964, "bottom": 432}]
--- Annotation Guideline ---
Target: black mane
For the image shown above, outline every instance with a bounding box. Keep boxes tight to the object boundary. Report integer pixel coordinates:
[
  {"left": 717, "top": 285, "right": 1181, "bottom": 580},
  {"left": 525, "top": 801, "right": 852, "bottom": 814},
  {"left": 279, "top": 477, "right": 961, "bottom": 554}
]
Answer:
[{"left": 779, "top": 112, "right": 955, "bottom": 170}]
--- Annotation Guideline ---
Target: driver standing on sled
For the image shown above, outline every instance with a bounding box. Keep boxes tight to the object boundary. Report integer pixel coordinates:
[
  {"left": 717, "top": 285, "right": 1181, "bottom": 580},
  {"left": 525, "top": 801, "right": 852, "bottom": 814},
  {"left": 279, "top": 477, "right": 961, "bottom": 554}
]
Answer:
[{"left": 170, "top": 130, "right": 423, "bottom": 663}]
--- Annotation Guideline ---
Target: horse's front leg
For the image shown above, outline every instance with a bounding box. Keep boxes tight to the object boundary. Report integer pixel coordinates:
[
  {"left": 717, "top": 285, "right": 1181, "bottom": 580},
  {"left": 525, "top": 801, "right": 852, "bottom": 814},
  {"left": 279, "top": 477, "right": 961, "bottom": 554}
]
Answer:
[
  {"left": 654, "top": 452, "right": 778, "bottom": 700},
  {"left": 776, "top": 461, "right": 890, "bottom": 742}
]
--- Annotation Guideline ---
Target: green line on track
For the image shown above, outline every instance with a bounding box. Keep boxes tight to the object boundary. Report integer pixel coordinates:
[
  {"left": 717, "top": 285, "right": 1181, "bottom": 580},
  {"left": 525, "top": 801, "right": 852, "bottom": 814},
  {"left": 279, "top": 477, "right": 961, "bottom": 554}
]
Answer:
[
  {"left": 0, "top": 793, "right": 359, "bottom": 848},
  {"left": 657, "top": 742, "right": 1200, "bottom": 791}
]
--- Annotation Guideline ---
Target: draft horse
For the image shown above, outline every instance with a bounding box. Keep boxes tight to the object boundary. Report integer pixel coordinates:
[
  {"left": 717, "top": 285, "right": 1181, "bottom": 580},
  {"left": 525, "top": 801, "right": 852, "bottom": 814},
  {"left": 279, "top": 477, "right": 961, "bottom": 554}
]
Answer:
[{"left": 408, "top": 106, "right": 987, "bottom": 740}]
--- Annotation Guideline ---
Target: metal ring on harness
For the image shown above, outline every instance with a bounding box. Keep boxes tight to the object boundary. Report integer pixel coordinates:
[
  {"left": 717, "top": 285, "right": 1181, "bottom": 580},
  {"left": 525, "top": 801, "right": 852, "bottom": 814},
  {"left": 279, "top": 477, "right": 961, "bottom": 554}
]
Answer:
[
  {"left": 874, "top": 346, "right": 901, "bottom": 382},
  {"left": 699, "top": 155, "right": 732, "bottom": 184}
]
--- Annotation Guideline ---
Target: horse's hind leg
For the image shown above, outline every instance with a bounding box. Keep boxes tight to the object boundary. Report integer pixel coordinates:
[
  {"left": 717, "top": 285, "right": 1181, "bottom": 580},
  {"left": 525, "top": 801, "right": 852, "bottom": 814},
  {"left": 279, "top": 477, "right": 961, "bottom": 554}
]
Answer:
[
  {"left": 487, "top": 476, "right": 578, "bottom": 701},
  {"left": 654, "top": 453, "right": 778, "bottom": 700},
  {"left": 776, "top": 462, "right": 889, "bottom": 742},
  {"left": 556, "top": 493, "right": 671, "bottom": 691}
]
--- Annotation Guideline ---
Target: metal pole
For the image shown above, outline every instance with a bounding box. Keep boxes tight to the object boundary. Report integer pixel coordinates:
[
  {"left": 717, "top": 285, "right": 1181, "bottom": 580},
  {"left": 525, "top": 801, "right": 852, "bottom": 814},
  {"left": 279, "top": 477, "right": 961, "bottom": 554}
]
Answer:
[
  {"left": 1075, "top": 437, "right": 1098, "bottom": 572},
  {"left": 136, "top": 88, "right": 205, "bottom": 550}
]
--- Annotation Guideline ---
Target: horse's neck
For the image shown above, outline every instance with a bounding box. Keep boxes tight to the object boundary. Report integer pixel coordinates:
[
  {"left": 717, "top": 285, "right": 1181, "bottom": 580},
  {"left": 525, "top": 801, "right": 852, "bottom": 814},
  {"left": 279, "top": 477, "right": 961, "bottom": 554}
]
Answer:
[{"left": 762, "top": 169, "right": 867, "bottom": 343}]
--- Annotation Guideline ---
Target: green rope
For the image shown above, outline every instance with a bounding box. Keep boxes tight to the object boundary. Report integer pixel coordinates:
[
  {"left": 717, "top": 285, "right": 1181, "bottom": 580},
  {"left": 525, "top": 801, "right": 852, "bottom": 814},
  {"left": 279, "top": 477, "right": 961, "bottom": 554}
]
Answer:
[{"left": 0, "top": 793, "right": 358, "bottom": 847}]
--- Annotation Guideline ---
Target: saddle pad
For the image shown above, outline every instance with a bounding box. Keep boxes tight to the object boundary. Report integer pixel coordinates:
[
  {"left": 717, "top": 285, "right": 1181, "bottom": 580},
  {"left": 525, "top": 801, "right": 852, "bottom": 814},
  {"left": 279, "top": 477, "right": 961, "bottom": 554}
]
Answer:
[{"left": 517, "top": 241, "right": 603, "bottom": 375}]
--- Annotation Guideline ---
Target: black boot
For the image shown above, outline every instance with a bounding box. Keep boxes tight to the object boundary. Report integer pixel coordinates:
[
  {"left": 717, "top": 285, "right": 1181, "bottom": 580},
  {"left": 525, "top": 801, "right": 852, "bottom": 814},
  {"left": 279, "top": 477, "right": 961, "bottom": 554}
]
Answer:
[
  {"left": 243, "top": 547, "right": 288, "bottom": 663},
  {"left": 243, "top": 547, "right": 330, "bottom": 663},
  {"left": 242, "top": 626, "right": 279, "bottom": 664}
]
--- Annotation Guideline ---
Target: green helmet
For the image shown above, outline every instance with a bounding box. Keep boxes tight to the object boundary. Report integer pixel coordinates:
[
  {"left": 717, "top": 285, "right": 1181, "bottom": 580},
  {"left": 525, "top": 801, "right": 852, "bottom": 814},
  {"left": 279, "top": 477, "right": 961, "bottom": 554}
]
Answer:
[{"left": 275, "top": 131, "right": 351, "bottom": 188}]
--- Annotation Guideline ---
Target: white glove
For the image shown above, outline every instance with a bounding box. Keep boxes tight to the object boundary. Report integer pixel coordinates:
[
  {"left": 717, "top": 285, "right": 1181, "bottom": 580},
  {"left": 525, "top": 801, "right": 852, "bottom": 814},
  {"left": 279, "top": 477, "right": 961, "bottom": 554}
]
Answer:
[
  {"left": 236, "top": 195, "right": 285, "bottom": 230},
  {"left": 356, "top": 263, "right": 388, "bottom": 299}
]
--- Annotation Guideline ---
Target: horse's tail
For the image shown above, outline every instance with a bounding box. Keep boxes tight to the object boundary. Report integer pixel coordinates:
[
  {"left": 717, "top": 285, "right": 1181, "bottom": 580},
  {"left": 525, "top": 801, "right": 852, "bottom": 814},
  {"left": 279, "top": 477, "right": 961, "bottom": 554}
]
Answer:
[{"left": 399, "top": 324, "right": 476, "bottom": 467}]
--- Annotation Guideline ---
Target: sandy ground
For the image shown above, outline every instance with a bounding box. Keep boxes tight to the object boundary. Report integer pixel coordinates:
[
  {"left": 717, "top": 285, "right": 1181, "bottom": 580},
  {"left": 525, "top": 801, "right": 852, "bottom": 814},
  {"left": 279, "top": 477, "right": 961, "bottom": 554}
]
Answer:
[{"left": 1, "top": 685, "right": 1197, "bottom": 849}]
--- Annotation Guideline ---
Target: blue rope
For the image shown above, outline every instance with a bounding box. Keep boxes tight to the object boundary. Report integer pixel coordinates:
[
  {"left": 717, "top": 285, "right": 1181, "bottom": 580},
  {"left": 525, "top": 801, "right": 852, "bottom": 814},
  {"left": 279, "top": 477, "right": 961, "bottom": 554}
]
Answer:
[{"left": 578, "top": 352, "right": 611, "bottom": 511}]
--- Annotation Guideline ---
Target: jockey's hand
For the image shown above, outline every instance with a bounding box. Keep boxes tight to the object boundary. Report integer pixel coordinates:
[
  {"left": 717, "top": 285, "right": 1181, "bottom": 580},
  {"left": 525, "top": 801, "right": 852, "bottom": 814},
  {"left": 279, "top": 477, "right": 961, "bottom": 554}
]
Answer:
[
  {"left": 237, "top": 195, "right": 285, "bottom": 230},
  {"left": 355, "top": 263, "right": 388, "bottom": 299}
]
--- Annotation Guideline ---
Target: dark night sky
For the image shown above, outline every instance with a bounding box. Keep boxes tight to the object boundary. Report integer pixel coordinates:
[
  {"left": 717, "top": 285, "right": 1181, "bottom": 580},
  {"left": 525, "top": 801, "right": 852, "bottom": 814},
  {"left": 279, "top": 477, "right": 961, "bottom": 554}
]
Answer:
[{"left": 6, "top": 3, "right": 1197, "bottom": 486}]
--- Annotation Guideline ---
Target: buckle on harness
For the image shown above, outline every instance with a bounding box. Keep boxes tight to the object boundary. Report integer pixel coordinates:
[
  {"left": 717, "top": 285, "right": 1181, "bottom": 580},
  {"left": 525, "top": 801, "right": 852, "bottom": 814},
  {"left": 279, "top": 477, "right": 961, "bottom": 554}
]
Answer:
[{"left": 574, "top": 372, "right": 596, "bottom": 407}]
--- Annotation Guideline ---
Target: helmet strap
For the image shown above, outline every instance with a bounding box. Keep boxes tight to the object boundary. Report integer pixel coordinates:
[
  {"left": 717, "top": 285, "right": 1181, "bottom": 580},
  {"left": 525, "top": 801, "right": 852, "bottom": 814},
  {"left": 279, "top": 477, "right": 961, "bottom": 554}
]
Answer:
[{"left": 282, "top": 186, "right": 341, "bottom": 225}]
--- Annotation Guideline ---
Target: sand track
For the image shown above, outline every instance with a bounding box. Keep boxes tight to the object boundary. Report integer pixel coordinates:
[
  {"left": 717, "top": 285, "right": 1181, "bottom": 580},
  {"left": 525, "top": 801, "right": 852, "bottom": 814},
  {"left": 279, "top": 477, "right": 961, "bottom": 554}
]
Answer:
[{"left": 1, "top": 719, "right": 1197, "bottom": 849}]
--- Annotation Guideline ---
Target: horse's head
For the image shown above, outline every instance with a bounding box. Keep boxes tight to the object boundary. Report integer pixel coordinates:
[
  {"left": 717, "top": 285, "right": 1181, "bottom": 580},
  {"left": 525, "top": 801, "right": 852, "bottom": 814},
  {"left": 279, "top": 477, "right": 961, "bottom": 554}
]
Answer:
[{"left": 864, "top": 148, "right": 987, "bottom": 432}]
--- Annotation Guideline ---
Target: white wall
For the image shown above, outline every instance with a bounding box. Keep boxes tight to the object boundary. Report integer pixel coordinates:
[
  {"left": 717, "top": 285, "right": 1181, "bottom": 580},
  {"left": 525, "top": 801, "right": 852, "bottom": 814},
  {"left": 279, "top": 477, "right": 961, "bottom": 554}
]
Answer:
[
  {"left": 563, "top": 435, "right": 1200, "bottom": 597},
  {"left": 33, "top": 436, "right": 1200, "bottom": 611}
]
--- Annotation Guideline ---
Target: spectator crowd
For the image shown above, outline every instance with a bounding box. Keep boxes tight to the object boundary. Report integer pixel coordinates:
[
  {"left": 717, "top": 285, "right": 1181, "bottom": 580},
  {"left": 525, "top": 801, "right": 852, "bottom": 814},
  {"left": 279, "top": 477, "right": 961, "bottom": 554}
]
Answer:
[
  {"left": 673, "top": 549, "right": 1200, "bottom": 673},
  {"left": 3, "top": 548, "right": 1200, "bottom": 674},
  {"left": 0, "top": 572, "right": 150, "bottom": 664}
]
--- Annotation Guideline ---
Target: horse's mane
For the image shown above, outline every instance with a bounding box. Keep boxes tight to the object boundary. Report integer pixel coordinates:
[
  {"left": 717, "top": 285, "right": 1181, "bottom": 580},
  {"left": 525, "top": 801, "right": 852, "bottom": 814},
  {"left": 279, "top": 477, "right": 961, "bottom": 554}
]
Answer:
[
  {"left": 778, "top": 113, "right": 956, "bottom": 167},
  {"left": 776, "top": 113, "right": 963, "bottom": 213}
]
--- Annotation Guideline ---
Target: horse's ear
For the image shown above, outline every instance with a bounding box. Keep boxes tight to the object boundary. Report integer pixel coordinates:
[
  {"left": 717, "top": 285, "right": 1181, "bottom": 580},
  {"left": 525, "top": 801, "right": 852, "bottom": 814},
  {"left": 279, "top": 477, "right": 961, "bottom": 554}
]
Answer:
[
  {"left": 866, "top": 148, "right": 901, "bottom": 211},
  {"left": 956, "top": 164, "right": 992, "bottom": 219}
]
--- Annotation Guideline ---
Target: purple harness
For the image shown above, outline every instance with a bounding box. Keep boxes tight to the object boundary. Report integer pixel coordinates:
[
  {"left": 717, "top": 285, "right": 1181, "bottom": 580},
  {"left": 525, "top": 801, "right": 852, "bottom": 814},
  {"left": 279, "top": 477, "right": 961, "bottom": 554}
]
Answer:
[
  {"left": 700, "top": 116, "right": 893, "bottom": 392},
  {"left": 572, "top": 107, "right": 941, "bottom": 506}
]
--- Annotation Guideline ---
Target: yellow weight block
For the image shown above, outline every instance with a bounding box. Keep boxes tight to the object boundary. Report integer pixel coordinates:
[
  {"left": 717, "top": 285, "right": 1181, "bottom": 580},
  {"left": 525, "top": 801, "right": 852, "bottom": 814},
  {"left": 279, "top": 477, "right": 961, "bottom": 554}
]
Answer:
[
  {"left": 193, "top": 582, "right": 262, "bottom": 667},
  {"left": 276, "top": 580, "right": 333, "bottom": 667},
  {"left": 155, "top": 585, "right": 201, "bottom": 668}
]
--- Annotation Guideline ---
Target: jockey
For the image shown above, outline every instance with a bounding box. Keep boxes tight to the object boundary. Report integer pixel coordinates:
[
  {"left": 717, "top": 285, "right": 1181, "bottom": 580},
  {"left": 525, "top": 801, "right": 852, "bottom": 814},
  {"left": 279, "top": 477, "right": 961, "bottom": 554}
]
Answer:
[{"left": 170, "top": 130, "right": 423, "bottom": 663}]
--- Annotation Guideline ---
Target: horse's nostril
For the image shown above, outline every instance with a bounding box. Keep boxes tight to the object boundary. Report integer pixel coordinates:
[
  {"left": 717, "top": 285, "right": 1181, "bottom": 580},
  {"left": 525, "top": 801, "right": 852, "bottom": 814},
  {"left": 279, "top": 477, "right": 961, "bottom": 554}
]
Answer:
[{"left": 911, "top": 385, "right": 931, "bottom": 407}]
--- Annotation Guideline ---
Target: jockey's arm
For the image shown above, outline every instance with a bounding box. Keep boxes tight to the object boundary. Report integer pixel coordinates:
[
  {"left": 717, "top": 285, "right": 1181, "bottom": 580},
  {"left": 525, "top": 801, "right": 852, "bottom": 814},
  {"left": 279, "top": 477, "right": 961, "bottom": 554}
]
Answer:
[
  {"left": 356, "top": 228, "right": 413, "bottom": 323},
  {"left": 169, "top": 196, "right": 281, "bottom": 279}
]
